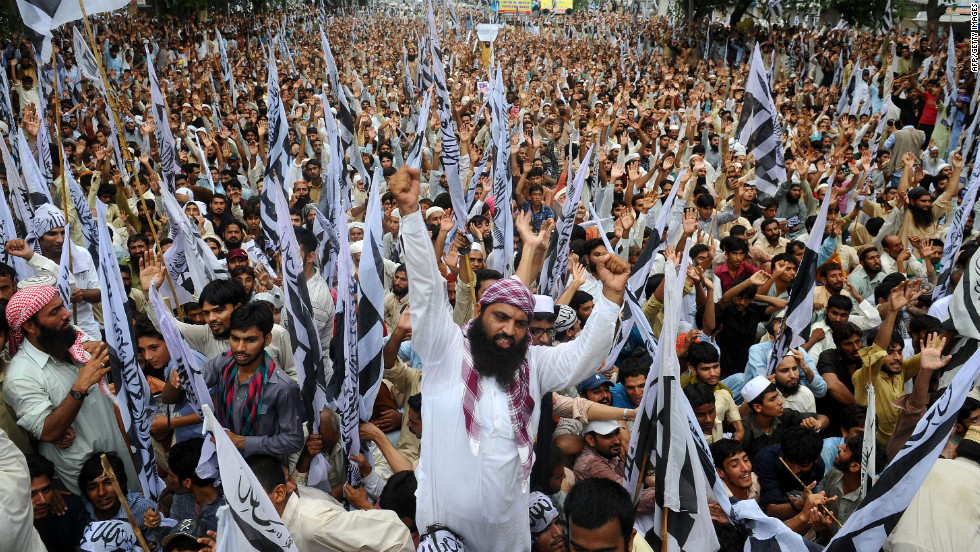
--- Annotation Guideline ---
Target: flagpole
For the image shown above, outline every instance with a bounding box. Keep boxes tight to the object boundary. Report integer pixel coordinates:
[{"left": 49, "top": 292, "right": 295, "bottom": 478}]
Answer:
[
  {"left": 778, "top": 456, "right": 843, "bottom": 527},
  {"left": 75, "top": 0, "right": 184, "bottom": 320},
  {"left": 99, "top": 454, "right": 151, "bottom": 552},
  {"left": 661, "top": 506, "right": 669, "bottom": 552},
  {"left": 51, "top": 47, "right": 78, "bottom": 326}
]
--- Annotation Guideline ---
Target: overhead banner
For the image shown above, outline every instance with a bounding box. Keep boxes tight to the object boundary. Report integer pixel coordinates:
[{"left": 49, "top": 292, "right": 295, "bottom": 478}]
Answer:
[{"left": 498, "top": 0, "right": 533, "bottom": 13}]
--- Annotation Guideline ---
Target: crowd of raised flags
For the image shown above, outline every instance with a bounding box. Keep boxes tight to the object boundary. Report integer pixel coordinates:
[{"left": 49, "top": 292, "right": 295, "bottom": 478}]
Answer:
[{"left": 0, "top": 0, "right": 978, "bottom": 550}]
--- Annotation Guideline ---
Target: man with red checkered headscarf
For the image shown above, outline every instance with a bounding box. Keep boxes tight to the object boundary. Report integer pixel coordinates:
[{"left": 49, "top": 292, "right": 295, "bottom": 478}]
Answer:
[
  {"left": 389, "top": 166, "right": 631, "bottom": 551},
  {"left": 2, "top": 285, "right": 139, "bottom": 495}
]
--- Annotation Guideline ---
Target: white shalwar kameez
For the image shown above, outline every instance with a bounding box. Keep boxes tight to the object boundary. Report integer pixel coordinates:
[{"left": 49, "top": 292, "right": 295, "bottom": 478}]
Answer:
[{"left": 401, "top": 209, "right": 620, "bottom": 551}]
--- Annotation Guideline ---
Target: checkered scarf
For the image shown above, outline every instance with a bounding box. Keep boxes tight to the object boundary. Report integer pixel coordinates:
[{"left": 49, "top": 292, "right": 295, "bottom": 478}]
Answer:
[
  {"left": 461, "top": 278, "right": 537, "bottom": 489},
  {"left": 6, "top": 285, "right": 89, "bottom": 362}
]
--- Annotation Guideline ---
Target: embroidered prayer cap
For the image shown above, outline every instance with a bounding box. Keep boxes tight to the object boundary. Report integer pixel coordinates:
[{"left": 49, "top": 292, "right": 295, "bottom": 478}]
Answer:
[
  {"left": 33, "top": 203, "right": 66, "bottom": 237},
  {"left": 956, "top": 426, "right": 980, "bottom": 464},
  {"left": 17, "top": 275, "right": 57, "bottom": 290},
  {"left": 529, "top": 491, "right": 560, "bottom": 540},
  {"left": 417, "top": 525, "right": 466, "bottom": 552},
  {"left": 554, "top": 304, "right": 578, "bottom": 333},
  {"left": 478, "top": 277, "right": 535, "bottom": 323},
  {"left": 6, "top": 285, "right": 87, "bottom": 361}
]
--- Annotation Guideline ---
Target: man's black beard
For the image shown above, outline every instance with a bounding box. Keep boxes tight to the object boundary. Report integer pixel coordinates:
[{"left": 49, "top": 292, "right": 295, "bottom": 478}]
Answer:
[
  {"left": 785, "top": 194, "right": 800, "bottom": 205},
  {"left": 407, "top": 54, "right": 417, "bottom": 62},
  {"left": 38, "top": 324, "right": 78, "bottom": 362},
  {"left": 468, "top": 316, "right": 530, "bottom": 389},
  {"left": 910, "top": 204, "right": 935, "bottom": 227},
  {"left": 225, "top": 238, "right": 242, "bottom": 250},
  {"left": 392, "top": 286, "right": 408, "bottom": 298},
  {"left": 776, "top": 380, "right": 800, "bottom": 396}
]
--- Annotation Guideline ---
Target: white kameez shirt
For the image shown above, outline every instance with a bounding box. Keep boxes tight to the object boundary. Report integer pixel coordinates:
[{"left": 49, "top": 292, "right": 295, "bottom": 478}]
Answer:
[{"left": 402, "top": 209, "right": 620, "bottom": 551}]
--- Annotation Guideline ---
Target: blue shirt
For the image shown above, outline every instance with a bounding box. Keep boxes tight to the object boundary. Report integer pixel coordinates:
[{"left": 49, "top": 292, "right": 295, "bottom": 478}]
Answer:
[
  {"left": 820, "top": 437, "right": 845, "bottom": 477},
  {"left": 611, "top": 383, "right": 634, "bottom": 408},
  {"left": 520, "top": 201, "right": 555, "bottom": 233}
]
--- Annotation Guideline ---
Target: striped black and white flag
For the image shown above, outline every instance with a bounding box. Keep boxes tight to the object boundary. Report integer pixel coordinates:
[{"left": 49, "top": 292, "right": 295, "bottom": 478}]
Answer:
[
  {"left": 0, "top": 63, "right": 18, "bottom": 168},
  {"left": 15, "top": 0, "right": 127, "bottom": 59},
  {"left": 825, "top": 347, "right": 980, "bottom": 551},
  {"left": 272, "top": 169, "right": 327, "bottom": 428},
  {"left": 318, "top": 26, "right": 340, "bottom": 96},
  {"left": 405, "top": 88, "right": 433, "bottom": 171},
  {"left": 426, "top": 0, "right": 467, "bottom": 232},
  {"left": 767, "top": 0, "right": 783, "bottom": 21},
  {"left": 200, "top": 405, "right": 299, "bottom": 551},
  {"left": 605, "top": 174, "right": 682, "bottom": 366},
  {"left": 72, "top": 27, "right": 127, "bottom": 181},
  {"left": 489, "top": 64, "right": 514, "bottom": 275},
  {"left": 0, "top": 164, "right": 28, "bottom": 278},
  {"left": 216, "top": 29, "right": 232, "bottom": 85},
  {"left": 836, "top": 59, "right": 861, "bottom": 120},
  {"left": 145, "top": 45, "right": 180, "bottom": 194},
  {"left": 17, "top": 128, "right": 53, "bottom": 205},
  {"left": 861, "top": 383, "right": 876, "bottom": 499},
  {"left": 934, "top": 163, "right": 980, "bottom": 300},
  {"left": 61, "top": 154, "right": 99, "bottom": 270},
  {"left": 735, "top": 44, "right": 785, "bottom": 196},
  {"left": 948, "top": 178, "right": 980, "bottom": 340},
  {"left": 623, "top": 252, "right": 719, "bottom": 551},
  {"left": 56, "top": 222, "right": 71, "bottom": 309},
  {"left": 333, "top": 205, "right": 363, "bottom": 487},
  {"left": 148, "top": 286, "right": 213, "bottom": 421},
  {"left": 160, "top": 187, "right": 216, "bottom": 303},
  {"left": 766, "top": 173, "right": 835, "bottom": 375},
  {"left": 539, "top": 146, "right": 592, "bottom": 299},
  {"left": 355, "top": 166, "right": 386, "bottom": 421},
  {"left": 0, "top": 136, "right": 34, "bottom": 245},
  {"left": 879, "top": 0, "right": 893, "bottom": 31},
  {"left": 260, "top": 45, "right": 292, "bottom": 251},
  {"left": 95, "top": 201, "right": 163, "bottom": 504}
]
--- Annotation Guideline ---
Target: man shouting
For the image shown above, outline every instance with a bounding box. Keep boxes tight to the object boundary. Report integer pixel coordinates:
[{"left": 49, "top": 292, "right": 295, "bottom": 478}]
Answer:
[{"left": 389, "top": 166, "right": 627, "bottom": 550}]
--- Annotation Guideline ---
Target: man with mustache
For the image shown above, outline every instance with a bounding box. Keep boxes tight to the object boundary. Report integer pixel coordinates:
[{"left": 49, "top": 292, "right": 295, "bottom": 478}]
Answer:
[
  {"left": 140, "top": 268, "right": 297, "bottom": 379},
  {"left": 161, "top": 302, "right": 303, "bottom": 457},
  {"left": 572, "top": 419, "right": 656, "bottom": 514},
  {"left": 2, "top": 285, "right": 138, "bottom": 495},
  {"left": 888, "top": 151, "right": 963, "bottom": 249},
  {"left": 391, "top": 165, "right": 627, "bottom": 550}
]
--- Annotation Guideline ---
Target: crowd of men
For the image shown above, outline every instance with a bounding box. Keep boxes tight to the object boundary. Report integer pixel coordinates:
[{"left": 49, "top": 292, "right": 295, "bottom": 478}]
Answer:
[{"left": 1, "top": 1, "right": 980, "bottom": 551}]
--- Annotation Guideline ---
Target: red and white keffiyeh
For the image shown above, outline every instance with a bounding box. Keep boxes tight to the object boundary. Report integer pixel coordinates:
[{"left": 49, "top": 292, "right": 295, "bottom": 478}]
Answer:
[
  {"left": 6, "top": 285, "right": 90, "bottom": 362},
  {"left": 461, "top": 278, "right": 537, "bottom": 489}
]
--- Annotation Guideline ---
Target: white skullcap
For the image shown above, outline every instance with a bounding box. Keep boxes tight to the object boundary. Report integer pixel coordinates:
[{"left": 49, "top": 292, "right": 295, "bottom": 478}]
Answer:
[
  {"left": 470, "top": 242, "right": 484, "bottom": 254},
  {"left": 533, "top": 294, "right": 554, "bottom": 315},
  {"left": 390, "top": 209, "right": 401, "bottom": 219},
  {"left": 349, "top": 240, "right": 364, "bottom": 255},
  {"left": 741, "top": 375, "right": 774, "bottom": 403},
  {"left": 425, "top": 206, "right": 445, "bottom": 219}
]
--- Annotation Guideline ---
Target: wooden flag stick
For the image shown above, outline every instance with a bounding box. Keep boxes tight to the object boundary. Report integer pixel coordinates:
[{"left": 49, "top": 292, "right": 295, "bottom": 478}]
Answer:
[
  {"left": 660, "top": 505, "right": 669, "bottom": 552},
  {"left": 75, "top": 0, "right": 184, "bottom": 321},
  {"left": 50, "top": 47, "right": 77, "bottom": 325},
  {"left": 461, "top": 253, "right": 477, "bottom": 312},
  {"left": 99, "top": 454, "right": 151, "bottom": 552},
  {"left": 778, "top": 456, "right": 843, "bottom": 528}
]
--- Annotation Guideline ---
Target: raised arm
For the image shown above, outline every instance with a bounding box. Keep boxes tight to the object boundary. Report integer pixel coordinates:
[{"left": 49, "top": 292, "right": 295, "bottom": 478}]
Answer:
[{"left": 389, "top": 166, "right": 461, "bottom": 377}]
